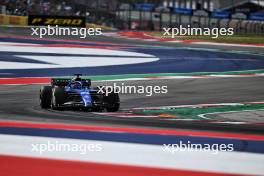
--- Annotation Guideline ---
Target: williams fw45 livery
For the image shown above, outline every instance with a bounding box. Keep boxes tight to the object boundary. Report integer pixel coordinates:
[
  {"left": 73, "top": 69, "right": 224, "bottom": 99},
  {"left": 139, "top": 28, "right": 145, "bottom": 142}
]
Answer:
[{"left": 40, "top": 74, "right": 120, "bottom": 112}]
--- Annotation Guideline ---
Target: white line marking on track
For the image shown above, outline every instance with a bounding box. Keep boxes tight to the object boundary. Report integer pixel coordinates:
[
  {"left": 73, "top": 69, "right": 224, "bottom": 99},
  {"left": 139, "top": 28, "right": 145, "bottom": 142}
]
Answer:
[
  {"left": 198, "top": 109, "right": 264, "bottom": 120},
  {"left": 0, "top": 44, "right": 159, "bottom": 69}
]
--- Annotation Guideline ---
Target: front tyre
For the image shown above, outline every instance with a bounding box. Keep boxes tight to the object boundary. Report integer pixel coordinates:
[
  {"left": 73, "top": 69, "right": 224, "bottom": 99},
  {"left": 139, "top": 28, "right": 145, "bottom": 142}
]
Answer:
[
  {"left": 104, "top": 92, "right": 120, "bottom": 112},
  {"left": 40, "top": 86, "right": 52, "bottom": 109},
  {"left": 51, "top": 87, "right": 65, "bottom": 110}
]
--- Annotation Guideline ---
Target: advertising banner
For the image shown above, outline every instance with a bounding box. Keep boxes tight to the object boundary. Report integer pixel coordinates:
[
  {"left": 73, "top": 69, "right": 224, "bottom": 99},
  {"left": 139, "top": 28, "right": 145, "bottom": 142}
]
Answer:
[{"left": 28, "top": 15, "right": 86, "bottom": 27}]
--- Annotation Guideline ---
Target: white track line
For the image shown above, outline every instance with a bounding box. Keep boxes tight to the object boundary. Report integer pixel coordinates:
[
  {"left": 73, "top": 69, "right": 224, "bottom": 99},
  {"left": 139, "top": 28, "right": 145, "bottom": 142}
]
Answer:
[{"left": 198, "top": 109, "right": 264, "bottom": 119}]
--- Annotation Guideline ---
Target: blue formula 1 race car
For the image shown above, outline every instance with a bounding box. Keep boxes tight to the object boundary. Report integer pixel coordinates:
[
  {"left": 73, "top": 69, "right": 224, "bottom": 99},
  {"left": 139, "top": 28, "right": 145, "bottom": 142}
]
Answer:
[{"left": 39, "top": 74, "right": 120, "bottom": 112}]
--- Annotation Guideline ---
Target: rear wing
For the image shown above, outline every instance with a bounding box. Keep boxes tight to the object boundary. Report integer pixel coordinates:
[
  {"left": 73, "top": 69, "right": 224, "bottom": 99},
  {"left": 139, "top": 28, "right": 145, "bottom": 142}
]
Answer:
[
  {"left": 51, "top": 78, "right": 72, "bottom": 86},
  {"left": 51, "top": 78, "right": 91, "bottom": 87}
]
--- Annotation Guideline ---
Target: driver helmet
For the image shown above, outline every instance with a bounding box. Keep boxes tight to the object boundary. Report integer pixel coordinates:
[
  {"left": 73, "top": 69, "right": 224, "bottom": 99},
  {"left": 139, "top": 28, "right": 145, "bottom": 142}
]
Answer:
[
  {"left": 72, "top": 74, "right": 82, "bottom": 81},
  {"left": 71, "top": 82, "right": 82, "bottom": 89}
]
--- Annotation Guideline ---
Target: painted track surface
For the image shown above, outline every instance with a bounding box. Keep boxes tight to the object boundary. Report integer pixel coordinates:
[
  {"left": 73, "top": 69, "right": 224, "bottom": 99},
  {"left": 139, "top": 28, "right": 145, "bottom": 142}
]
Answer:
[
  {"left": 2, "top": 121, "right": 264, "bottom": 176},
  {"left": 1, "top": 39, "right": 263, "bottom": 78},
  {"left": 0, "top": 27, "right": 264, "bottom": 78}
]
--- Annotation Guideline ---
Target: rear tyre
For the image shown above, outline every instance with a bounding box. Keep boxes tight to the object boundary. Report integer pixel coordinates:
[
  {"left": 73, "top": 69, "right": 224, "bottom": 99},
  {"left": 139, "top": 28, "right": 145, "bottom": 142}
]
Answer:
[
  {"left": 40, "top": 86, "right": 52, "bottom": 109},
  {"left": 51, "top": 87, "right": 65, "bottom": 110},
  {"left": 104, "top": 92, "right": 120, "bottom": 112}
]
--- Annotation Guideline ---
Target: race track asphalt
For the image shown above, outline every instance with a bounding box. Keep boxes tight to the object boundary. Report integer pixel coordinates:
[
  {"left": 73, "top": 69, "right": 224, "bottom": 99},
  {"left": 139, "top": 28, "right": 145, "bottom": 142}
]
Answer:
[
  {"left": 0, "top": 27, "right": 264, "bottom": 134},
  {"left": 0, "top": 77, "right": 264, "bottom": 133}
]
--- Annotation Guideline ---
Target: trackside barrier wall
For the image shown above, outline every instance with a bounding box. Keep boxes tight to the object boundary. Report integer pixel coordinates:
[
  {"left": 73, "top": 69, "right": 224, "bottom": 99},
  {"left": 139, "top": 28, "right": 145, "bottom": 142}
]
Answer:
[
  {"left": 0, "top": 14, "right": 27, "bottom": 26},
  {"left": 0, "top": 14, "right": 114, "bottom": 30},
  {"left": 116, "top": 10, "right": 264, "bottom": 34}
]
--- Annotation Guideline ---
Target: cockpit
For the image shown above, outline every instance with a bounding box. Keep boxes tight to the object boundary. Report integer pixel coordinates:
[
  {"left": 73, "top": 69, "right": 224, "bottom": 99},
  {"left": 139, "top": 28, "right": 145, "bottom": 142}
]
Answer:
[{"left": 68, "top": 81, "right": 90, "bottom": 89}]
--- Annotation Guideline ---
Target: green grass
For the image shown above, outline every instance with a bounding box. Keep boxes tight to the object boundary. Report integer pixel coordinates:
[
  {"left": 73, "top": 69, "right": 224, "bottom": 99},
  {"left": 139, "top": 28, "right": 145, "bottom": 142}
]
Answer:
[{"left": 150, "top": 32, "right": 264, "bottom": 44}]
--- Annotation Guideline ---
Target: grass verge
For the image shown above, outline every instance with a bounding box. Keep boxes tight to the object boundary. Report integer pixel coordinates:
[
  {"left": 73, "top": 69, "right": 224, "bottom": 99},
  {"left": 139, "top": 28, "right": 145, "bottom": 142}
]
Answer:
[{"left": 149, "top": 32, "right": 264, "bottom": 45}]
